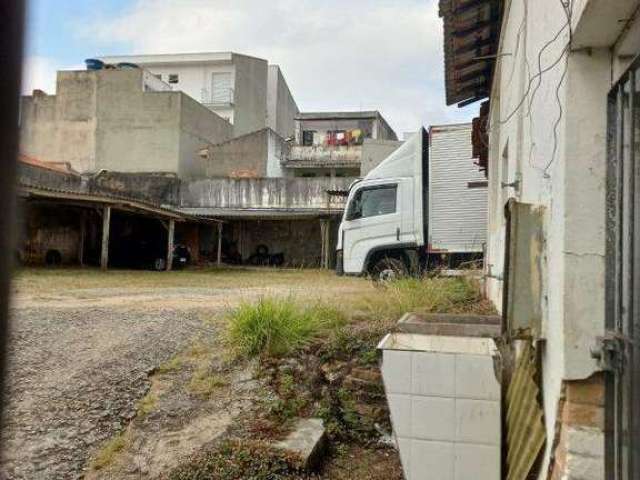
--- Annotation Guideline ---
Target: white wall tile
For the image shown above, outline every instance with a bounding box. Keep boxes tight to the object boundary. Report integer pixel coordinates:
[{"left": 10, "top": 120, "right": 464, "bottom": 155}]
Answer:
[
  {"left": 388, "top": 394, "right": 412, "bottom": 438},
  {"left": 382, "top": 350, "right": 412, "bottom": 394},
  {"left": 397, "top": 437, "right": 411, "bottom": 478},
  {"left": 455, "top": 354, "right": 500, "bottom": 400},
  {"left": 411, "top": 440, "right": 454, "bottom": 480},
  {"left": 412, "top": 397, "right": 456, "bottom": 441},
  {"left": 455, "top": 399, "right": 500, "bottom": 445},
  {"left": 454, "top": 443, "right": 500, "bottom": 480},
  {"left": 412, "top": 352, "right": 456, "bottom": 397}
]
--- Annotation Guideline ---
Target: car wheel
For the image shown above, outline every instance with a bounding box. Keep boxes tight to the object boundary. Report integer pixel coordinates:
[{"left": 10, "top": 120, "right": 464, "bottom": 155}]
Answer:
[
  {"left": 153, "top": 258, "right": 166, "bottom": 271},
  {"left": 370, "top": 257, "right": 407, "bottom": 282}
]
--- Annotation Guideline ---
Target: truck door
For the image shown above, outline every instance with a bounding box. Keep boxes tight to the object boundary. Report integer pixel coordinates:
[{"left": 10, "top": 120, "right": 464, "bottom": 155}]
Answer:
[{"left": 341, "top": 183, "right": 400, "bottom": 273}]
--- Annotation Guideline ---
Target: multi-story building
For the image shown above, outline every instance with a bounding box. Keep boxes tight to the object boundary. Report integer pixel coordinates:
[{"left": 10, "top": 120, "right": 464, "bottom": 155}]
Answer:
[
  {"left": 285, "top": 111, "right": 400, "bottom": 178},
  {"left": 98, "top": 52, "right": 299, "bottom": 138}
]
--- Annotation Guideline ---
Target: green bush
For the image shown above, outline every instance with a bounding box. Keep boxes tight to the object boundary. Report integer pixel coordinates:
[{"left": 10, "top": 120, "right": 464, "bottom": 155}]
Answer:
[{"left": 227, "top": 298, "right": 346, "bottom": 359}]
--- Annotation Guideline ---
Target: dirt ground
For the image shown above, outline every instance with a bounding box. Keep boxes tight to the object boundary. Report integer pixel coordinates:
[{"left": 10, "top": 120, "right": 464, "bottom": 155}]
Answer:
[{"left": 2, "top": 267, "right": 376, "bottom": 480}]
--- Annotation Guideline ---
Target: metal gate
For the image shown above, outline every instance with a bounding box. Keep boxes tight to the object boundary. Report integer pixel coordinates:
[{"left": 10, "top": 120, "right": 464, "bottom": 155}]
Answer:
[{"left": 604, "top": 55, "right": 640, "bottom": 480}]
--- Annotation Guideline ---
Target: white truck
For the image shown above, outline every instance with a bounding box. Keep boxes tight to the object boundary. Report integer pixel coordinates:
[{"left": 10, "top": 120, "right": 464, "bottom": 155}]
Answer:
[{"left": 336, "top": 123, "right": 487, "bottom": 280}]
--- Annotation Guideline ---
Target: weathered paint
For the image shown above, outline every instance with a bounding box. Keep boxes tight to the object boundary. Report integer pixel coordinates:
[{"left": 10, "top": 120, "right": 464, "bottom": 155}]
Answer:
[
  {"left": 181, "top": 177, "right": 353, "bottom": 211},
  {"left": 482, "top": 0, "right": 640, "bottom": 474},
  {"left": 505, "top": 201, "right": 545, "bottom": 338}
]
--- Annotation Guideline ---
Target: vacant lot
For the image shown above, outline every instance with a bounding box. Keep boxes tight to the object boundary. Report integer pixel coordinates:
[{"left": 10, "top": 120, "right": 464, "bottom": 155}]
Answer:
[{"left": 3, "top": 268, "right": 374, "bottom": 480}]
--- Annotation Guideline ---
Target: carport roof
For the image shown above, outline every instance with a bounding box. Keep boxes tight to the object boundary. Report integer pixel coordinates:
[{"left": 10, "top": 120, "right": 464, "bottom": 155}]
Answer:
[
  {"left": 19, "top": 184, "right": 222, "bottom": 223},
  {"left": 179, "top": 207, "right": 343, "bottom": 220}
]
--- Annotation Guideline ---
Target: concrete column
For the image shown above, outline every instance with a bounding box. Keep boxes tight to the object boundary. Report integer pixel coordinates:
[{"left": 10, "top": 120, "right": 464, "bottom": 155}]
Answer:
[
  {"left": 166, "top": 219, "right": 175, "bottom": 271},
  {"left": 320, "top": 219, "right": 331, "bottom": 269},
  {"left": 78, "top": 210, "right": 86, "bottom": 266},
  {"left": 217, "top": 222, "right": 223, "bottom": 267},
  {"left": 100, "top": 206, "right": 111, "bottom": 270}
]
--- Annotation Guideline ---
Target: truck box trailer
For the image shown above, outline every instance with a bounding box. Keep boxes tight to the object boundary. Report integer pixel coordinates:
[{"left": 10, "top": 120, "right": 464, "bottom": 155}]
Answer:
[{"left": 336, "top": 123, "right": 487, "bottom": 279}]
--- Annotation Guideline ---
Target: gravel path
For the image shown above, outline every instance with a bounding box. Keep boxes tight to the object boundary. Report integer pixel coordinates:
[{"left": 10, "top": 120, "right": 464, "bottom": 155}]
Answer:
[{"left": 2, "top": 304, "right": 210, "bottom": 480}]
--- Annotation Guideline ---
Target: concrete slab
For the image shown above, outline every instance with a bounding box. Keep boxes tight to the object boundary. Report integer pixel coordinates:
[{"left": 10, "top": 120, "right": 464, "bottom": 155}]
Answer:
[
  {"left": 397, "top": 313, "right": 501, "bottom": 338},
  {"left": 274, "top": 418, "right": 326, "bottom": 470}
]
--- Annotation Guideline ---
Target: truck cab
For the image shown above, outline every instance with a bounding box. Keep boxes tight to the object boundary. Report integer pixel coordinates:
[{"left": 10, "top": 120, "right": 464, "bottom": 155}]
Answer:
[{"left": 336, "top": 129, "right": 427, "bottom": 280}]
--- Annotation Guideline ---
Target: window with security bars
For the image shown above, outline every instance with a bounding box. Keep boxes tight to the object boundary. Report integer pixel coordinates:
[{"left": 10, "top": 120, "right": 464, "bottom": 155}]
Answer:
[
  {"left": 605, "top": 55, "right": 640, "bottom": 480},
  {"left": 211, "top": 72, "right": 233, "bottom": 104}
]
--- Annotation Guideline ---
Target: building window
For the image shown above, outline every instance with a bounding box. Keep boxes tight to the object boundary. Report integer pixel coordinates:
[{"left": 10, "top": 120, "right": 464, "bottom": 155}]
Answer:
[
  {"left": 347, "top": 185, "right": 397, "bottom": 220},
  {"left": 168, "top": 74, "right": 179, "bottom": 84},
  {"left": 211, "top": 72, "right": 233, "bottom": 104},
  {"left": 302, "top": 130, "right": 315, "bottom": 146},
  {"left": 154, "top": 73, "right": 162, "bottom": 81}
]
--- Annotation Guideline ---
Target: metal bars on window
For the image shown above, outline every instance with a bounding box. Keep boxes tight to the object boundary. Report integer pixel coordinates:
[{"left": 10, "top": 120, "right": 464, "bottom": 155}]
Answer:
[{"left": 606, "top": 57, "right": 640, "bottom": 480}]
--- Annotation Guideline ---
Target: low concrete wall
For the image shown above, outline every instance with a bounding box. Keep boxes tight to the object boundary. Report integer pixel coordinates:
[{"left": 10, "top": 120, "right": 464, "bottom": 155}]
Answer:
[
  {"left": 18, "top": 162, "right": 83, "bottom": 192},
  {"left": 89, "top": 171, "right": 181, "bottom": 205},
  {"left": 181, "top": 177, "right": 353, "bottom": 210}
]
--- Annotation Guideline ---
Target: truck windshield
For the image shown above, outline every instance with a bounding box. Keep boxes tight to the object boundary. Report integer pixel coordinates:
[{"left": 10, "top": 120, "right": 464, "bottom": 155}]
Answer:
[{"left": 346, "top": 184, "right": 397, "bottom": 220}]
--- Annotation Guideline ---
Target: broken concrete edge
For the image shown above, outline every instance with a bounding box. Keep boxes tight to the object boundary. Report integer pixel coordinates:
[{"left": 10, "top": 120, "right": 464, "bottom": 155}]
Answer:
[{"left": 273, "top": 417, "right": 327, "bottom": 471}]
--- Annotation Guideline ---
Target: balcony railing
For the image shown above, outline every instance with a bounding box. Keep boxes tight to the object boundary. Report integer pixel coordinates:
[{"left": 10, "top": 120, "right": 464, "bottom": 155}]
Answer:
[
  {"left": 286, "top": 145, "right": 362, "bottom": 167},
  {"left": 203, "top": 88, "right": 235, "bottom": 106}
]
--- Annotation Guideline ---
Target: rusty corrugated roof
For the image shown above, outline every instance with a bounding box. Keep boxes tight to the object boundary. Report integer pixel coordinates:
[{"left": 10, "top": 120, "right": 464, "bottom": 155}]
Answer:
[
  {"left": 439, "top": 0, "right": 503, "bottom": 107},
  {"left": 505, "top": 342, "right": 546, "bottom": 480}
]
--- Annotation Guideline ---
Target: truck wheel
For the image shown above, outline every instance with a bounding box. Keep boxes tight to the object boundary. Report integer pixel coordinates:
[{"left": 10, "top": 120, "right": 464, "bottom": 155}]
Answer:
[{"left": 370, "top": 257, "right": 407, "bottom": 282}]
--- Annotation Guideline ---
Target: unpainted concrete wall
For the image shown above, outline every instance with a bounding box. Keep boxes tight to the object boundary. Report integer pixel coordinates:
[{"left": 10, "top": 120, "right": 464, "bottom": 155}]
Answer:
[
  {"left": 20, "top": 76, "right": 98, "bottom": 173},
  {"left": 20, "top": 69, "right": 233, "bottom": 178},
  {"left": 232, "top": 218, "right": 333, "bottom": 267},
  {"left": 361, "top": 139, "right": 404, "bottom": 176},
  {"left": 267, "top": 65, "right": 299, "bottom": 139},
  {"left": 178, "top": 93, "right": 233, "bottom": 178},
  {"left": 206, "top": 128, "right": 269, "bottom": 178},
  {"left": 181, "top": 177, "right": 353, "bottom": 209},
  {"left": 232, "top": 54, "right": 268, "bottom": 136},
  {"left": 93, "top": 69, "right": 182, "bottom": 174}
]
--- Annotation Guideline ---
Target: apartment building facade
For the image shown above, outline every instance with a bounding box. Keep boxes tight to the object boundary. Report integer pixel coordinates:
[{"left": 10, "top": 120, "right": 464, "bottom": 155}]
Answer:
[{"left": 286, "top": 111, "right": 400, "bottom": 178}]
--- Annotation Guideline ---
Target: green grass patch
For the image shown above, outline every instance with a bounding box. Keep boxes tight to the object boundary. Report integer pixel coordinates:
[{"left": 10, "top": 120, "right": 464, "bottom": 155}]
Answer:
[
  {"left": 226, "top": 298, "right": 346, "bottom": 359},
  {"left": 136, "top": 391, "right": 158, "bottom": 418},
  {"left": 90, "top": 431, "right": 129, "bottom": 470},
  {"left": 157, "top": 356, "right": 183, "bottom": 374},
  {"left": 358, "top": 276, "right": 493, "bottom": 323}
]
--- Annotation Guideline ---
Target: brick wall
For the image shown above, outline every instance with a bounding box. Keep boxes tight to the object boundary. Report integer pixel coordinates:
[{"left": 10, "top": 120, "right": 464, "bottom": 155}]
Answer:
[{"left": 549, "top": 373, "right": 605, "bottom": 480}]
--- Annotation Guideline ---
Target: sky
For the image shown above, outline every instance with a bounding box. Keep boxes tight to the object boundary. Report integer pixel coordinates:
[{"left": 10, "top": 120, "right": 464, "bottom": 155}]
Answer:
[{"left": 23, "top": 0, "right": 478, "bottom": 135}]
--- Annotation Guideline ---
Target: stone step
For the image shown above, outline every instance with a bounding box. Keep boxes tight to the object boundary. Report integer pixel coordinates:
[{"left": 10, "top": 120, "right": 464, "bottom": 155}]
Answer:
[{"left": 273, "top": 418, "right": 327, "bottom": 470}]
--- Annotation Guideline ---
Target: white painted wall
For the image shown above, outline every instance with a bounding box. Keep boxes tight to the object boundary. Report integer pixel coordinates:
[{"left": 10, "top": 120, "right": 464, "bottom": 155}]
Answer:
[{"left": 486, "top": 0, "right": 640, "bottom": 476}]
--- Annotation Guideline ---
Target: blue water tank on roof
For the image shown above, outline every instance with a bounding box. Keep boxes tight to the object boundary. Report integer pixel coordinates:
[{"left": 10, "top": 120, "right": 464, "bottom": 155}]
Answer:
[{"left": 85, "top": 58, "right": 104, "bottom": 70}]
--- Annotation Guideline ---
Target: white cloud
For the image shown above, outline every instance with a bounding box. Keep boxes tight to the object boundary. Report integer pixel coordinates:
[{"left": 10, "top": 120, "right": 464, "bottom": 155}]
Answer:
[
  {"left": 21, "top": 56, "right": 58, "bottom": 95},
  {"left": 85, "top": 0, "right": 477, "bottom": 133}
]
